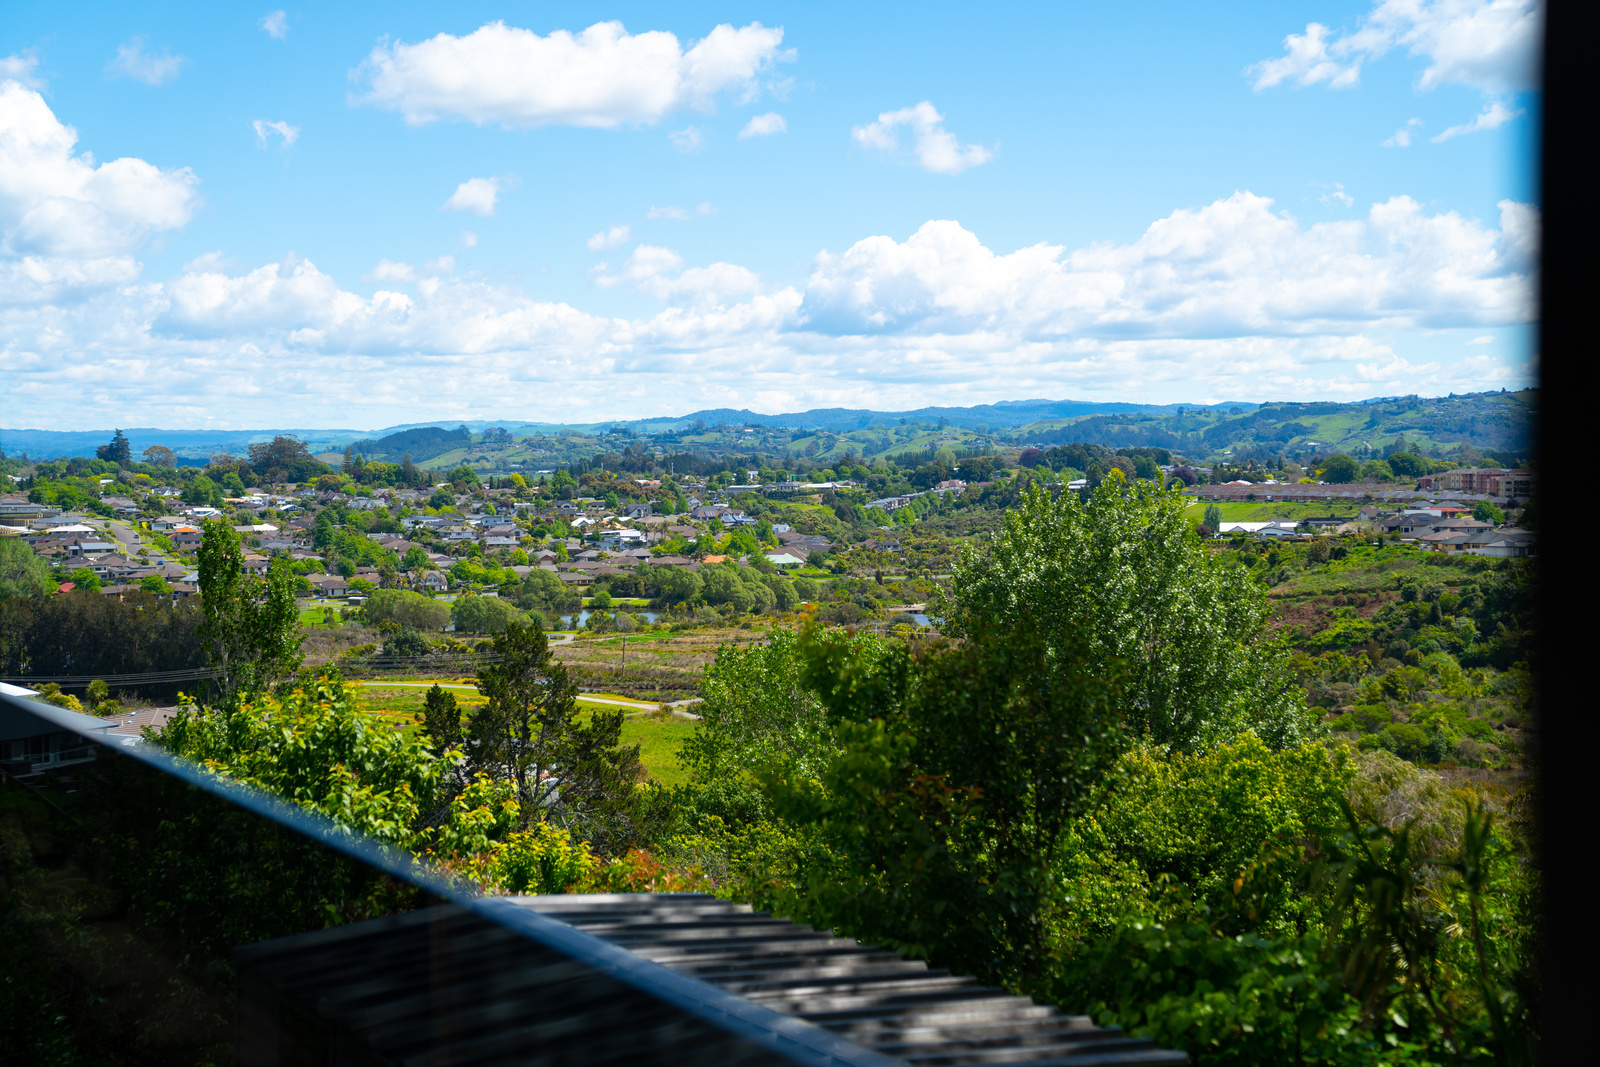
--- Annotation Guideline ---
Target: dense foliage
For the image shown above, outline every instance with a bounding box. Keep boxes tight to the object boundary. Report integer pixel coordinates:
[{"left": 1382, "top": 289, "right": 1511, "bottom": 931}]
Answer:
[{"left": 949, "top": 477, "right": 1314, "bottom": 749}]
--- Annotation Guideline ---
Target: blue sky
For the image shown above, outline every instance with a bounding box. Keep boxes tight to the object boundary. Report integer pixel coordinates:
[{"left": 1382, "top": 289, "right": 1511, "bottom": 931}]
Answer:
[{"left": 2, "top": 1, "right": 1540, "bottom": 429}]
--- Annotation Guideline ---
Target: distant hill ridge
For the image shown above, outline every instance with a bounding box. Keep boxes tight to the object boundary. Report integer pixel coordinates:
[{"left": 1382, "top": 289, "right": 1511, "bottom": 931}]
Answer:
[{"left": 2, "top": 391, "right": 1531, "bottom": 461}]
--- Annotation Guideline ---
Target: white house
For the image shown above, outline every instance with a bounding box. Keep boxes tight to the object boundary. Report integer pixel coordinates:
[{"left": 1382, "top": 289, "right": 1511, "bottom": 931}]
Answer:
[{"left": 599, "top": 529, "right": 648, "bottom": 549}]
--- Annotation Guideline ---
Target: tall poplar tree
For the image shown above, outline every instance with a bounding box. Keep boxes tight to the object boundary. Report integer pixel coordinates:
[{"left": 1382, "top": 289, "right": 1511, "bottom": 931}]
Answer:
[{"left": 198, "top": 519, "right": 302, "bottom": 705}]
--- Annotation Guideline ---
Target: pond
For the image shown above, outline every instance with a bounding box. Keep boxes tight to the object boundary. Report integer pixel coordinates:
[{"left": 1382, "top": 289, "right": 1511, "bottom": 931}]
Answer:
[{"left": 559, "top": 610, "right": 663, "bottom": 628}]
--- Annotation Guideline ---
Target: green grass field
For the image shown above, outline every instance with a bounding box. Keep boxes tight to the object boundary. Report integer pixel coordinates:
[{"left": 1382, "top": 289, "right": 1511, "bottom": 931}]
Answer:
[
  {"left": 352, "top": 681, "right": 695, "bottom": 784},
  {"left": 298, "top": 604, "right": 347, "bottom": 628},
  {"left": 618, "top": 714, "right": 698, "bottom": 787},
  {"left": 1183, "top": 500, "right": 1367, "bottom": 522}
]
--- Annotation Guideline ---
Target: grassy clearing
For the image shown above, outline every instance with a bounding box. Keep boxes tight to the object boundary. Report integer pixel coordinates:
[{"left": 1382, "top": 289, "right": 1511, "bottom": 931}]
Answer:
[
  {"left": 1183, "top": 500, "right": 1367, "bottom": 522},
  {"left": 619, "top": 713, "right": 698, "bottom": 787},
  {"left": 351, "top": 680, "right": 695, "bottom": 785},
  {"left": 297, "top": 604, "right": 347, "bottom": 628}
]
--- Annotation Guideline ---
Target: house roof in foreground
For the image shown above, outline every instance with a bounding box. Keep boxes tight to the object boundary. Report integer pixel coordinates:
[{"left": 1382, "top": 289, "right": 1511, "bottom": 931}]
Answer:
[{"left": 235, "top": 892, "right": 1184, "bottom": 1066}]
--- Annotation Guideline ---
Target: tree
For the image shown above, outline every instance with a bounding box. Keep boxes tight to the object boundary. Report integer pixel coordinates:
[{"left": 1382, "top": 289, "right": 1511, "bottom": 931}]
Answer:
[
  {"left": 947, "top": 481, "right": 1312, "bottom": 751},
  {"left": 197, "top": 519, "right": 302, "bottom": 704},
  {"left": 464, "top": 622, "right": 650, "bottom": 852},
  {"left": 182, "top": 475, "right": 223, "bottom": 507},
  {"left": 363, "top": 588, "right": 451, "bottom": 631},
  {"left": 139, "top": 575, "right": 174, "bottom": 595},
  {"left": 1359, "top": 460, "right": 1395, "bottom": 483},
  {"left": 0, "top": 539, "right": 52, "bottom": 598},
  {"left": 419, "top": 684, "right": 462, "bottom": 753},
  {"left": 1472, "top": 500, "right": 1505, "bottom": 524},
  {"left": 759, "top": 623, "right": 1125, "bottom": 991},
  {"left": 382, "top": 626, "right": 430, "bottom": 657},
  {"left": 142, "top": 444, "right": 176, "bottom": 468},
  {"left": 247, "top": 434, "right": 325, "bottom": 484},
  {"left": 400, "top": 452, "right": 420, "bottom": 487},
  {"left": 96, "top": 429, "right": 132, "bottom": 466},
  {"left": 451, "top": 592, "right": 521, "bottom": 633},
  {"left": 1387, "top": 451, "right": 1425, "bottom": 478},
  {"left": 312, "top": 509, "right": 335, "bottom": 548},
  {"left": 1203, "top": 503, "right": 1224, "bottom": 535},
  {"left": 1320, "top": 454, "right": 1360, "bottom": 483},
  {"left": 1130, "top": 454, "right": 1161, "bottom": 480},
  {"left": 402, "top": 545, "right": 432, "bottom": 571},
  {"left": 63, "top": 566, "right": 101, "bottom": 592}
]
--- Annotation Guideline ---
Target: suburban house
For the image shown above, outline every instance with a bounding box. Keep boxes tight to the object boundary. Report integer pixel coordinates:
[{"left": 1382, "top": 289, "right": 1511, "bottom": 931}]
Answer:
[{"left": 599, "top": 529, "right": 648, "bottom": 550}]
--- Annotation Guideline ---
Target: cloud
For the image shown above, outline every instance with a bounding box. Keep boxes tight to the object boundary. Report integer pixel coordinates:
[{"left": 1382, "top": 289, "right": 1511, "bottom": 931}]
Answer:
[
  {"left": 1468, "top": 335, "right": 1494, "bottom": 344},
  {"left": 797, "top": 193, "right": 1535, "bottom": 338},
  {"left": 443, "top": 177, "right": 503, "bottom": 217},
  {"left": 2, "top": 80, "right": 1536, "bottom": 424},
  {"left": 354, "top": 20, "right": 792, "bottom": 129},
  {"left": 593, "top": 244, "right": 763, "bottom": 307},
  {"left": 260, "top": 10, "right": 288, "bottom": 40},
  {"left": 1317, "top": 182, "right": 1354, "bottom": 207},
  {"left": 364, "top": 259, "right": 416, "bottom": 282},
  {"left": 648, "top": 202, "right": 714, "bottom": 221},
  {"left": 1251, "top": 0, "right": 1541, "bottom": 94},
  {"left": 252, "top": 119, "right": 300, "bottom": 148},
  {"left": 739, "top": 112, "right": 786, "bottom": 138},
  {"left": 460, "top": 231, "right": 478, "bottom": 249},
  {"left": 669, "top": 126, "right": 705, "bottom": 153},
  {"left": 587, "top": 225, "right": 631, "bottom": 251},
  {"left": 107, "top": 37, "right": 186, "bottom": 86},
  {"left": 1, "top": 51, "right": 44, "bottom": 88},
  {"left": 0, "top": 81, "right": 198, "bottom": 261},
  {"left": 1384, "top": 118, "right": 1424, "bottom": 147},
  {"left": 852, "top": 102, "right": 993, "bottom": 175},
  {"left": 1431, "top": 99, "right": 1520, "bottom": 141}
]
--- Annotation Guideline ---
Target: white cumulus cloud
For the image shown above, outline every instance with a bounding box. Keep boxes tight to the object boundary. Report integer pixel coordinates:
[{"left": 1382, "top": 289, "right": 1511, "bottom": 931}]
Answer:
[
  {"left": 739, "top": 112, "right": 786, "bottom": 138},
  {"left": 107, "top": 37, "right": 186, "bottom": 86},
  {"left": 260, "top": 10, "right": 288, "bottom": 40},
  {"left": 594, "top": 244, "right": 763, "bottom": 308},
  {"left": 852, "top": 102, "right": 993, "bottom": 175},
  {"left": 1251, "top": 0, "right": 1542, "bottom": 94},
  {"left": 798, "top": 193, "right": 1535, "bottom": 338},
  {"left": 252, "top": 119, "right": 300, "bottom": 148},
  {"left": 354, "top": 20, "right": 791, "bottom": 129},
  {"left": 0, "top": 80, "right": 198, "bottom": 261},
  {"left": 443, "top": 177, "right": 503, "bottom": 217},
  {"left": 587, "top": 225, "right": 631, "bottom": 251}
]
